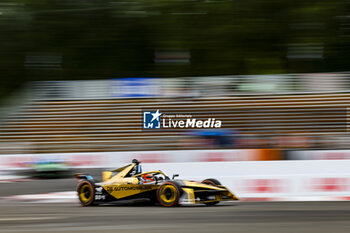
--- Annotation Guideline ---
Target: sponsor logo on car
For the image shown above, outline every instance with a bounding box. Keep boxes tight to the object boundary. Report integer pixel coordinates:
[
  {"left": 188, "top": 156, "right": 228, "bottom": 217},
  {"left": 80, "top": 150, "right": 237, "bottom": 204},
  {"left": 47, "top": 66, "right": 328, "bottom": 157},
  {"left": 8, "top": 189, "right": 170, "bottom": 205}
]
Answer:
[
  {"left": 95, "top": 194, "right": 105, "bottom": 200},
  {"left": 95, "top": 187, "right": 103, "bottom": 193},
  {"left": 106, "top": 185, "right": 154, "bottom": 192}
]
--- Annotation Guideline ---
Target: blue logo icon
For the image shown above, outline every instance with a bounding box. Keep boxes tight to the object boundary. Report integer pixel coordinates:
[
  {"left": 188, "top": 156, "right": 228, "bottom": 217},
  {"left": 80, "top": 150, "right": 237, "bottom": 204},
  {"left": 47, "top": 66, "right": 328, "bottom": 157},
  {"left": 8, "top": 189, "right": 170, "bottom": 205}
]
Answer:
[{"left": 143, "top": 110, "right": 162, "bottom": 129}]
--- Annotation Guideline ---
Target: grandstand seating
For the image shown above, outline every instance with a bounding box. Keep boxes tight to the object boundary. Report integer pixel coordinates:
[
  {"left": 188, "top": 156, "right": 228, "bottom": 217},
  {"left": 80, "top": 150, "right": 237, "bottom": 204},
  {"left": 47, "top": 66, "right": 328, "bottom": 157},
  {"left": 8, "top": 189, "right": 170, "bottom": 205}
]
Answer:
[{"left": 0, "top": 93, "right": 349, "bottom": 153}]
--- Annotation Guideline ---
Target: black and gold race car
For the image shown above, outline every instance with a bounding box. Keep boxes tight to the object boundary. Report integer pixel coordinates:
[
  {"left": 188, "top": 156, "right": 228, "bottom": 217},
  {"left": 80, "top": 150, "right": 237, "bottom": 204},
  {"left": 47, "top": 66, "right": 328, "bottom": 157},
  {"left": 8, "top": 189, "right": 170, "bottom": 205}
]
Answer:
[{"left": 75, "top": 159, "right": 238, "bottom": 207}]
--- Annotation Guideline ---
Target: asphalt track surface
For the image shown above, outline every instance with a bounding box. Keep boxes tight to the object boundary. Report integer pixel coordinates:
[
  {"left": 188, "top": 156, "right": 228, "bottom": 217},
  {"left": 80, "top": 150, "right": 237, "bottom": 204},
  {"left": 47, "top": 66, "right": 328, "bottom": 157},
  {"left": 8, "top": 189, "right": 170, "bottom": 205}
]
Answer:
[
  {"left": 1, "top": 202, "right": 350, "bottom": 233},
  {"left": 1, "top": 176, "right": 350, "bottom": 233},
  {"left": 0, "top": 169, "right": 101, "bottom": 197}
]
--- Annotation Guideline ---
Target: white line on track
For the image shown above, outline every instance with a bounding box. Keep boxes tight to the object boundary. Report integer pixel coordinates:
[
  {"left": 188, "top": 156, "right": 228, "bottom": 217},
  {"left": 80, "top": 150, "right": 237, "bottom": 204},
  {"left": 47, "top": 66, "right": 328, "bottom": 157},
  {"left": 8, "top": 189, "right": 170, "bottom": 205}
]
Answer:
[{"left": 0, "top": 216, "right": 64, "bottom": 221}]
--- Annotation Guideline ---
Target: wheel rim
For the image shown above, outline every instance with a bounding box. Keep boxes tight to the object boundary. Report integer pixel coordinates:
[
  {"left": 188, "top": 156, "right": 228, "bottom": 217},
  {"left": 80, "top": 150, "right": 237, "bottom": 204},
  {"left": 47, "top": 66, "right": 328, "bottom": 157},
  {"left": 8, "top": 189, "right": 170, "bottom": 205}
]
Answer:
[
  {"left": 79, "top": 184, "right": 91, "bottom": 203},
  {"left": 160, "top": 185, "right": 177, "bottom": 204}
]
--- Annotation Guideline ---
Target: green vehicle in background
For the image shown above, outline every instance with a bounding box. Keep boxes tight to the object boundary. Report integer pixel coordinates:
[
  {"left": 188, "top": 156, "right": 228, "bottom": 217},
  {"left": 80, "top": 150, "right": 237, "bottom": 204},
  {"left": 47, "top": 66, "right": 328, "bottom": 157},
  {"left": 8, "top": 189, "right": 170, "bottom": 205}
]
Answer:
[{"left": 27, "top": 159, "right": 70, "bottom": 179}]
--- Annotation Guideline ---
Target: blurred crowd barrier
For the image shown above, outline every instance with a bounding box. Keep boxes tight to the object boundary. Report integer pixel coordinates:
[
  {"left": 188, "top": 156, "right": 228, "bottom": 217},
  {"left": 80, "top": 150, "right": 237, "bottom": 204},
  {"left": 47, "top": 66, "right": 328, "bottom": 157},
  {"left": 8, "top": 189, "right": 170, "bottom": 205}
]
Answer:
[
  {"left": 0, "top": 74, "right": 350, "bottom": 154},
  {"left": 28, "top": 73, "right": 350, "bottom": 100},
  {"left": 2, "top": 149, "right": 350, "bottom": 171},
  {"left": 0, "top": 149, "right": 279, "bottom": 171}
]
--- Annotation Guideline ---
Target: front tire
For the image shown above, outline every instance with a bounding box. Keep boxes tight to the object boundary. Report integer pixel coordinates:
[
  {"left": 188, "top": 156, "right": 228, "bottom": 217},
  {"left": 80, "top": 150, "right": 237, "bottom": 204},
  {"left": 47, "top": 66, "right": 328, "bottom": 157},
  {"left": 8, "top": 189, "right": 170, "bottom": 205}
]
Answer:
[
  {"left": 157, "top": 182, "right": 181, "bottom": 207},
  {"left": 201, "top": 178, "right": 221, "bottom": 206},
  {"left": 77, "top": 180, "right": 96, "bottom": 206}
]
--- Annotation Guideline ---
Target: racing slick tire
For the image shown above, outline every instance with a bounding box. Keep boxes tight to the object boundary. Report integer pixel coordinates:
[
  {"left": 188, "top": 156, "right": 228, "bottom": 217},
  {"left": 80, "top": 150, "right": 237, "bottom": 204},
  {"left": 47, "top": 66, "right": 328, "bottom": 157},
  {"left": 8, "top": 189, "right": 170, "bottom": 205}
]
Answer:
[
  {"left": 77, "top": 180, "right": 96, "bottom": 206},
  {"left": 201, "top": 178, "right": 221, "bottom": 206},
  {"left": 157, "top": 181, "right": 181, "bottom": 207}
]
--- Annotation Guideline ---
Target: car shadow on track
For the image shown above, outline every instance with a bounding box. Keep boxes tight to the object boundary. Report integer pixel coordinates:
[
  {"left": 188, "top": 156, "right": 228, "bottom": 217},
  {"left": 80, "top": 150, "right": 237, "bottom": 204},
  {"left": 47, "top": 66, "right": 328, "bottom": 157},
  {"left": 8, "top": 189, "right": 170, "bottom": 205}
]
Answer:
[{"left": 92, "top": 199, "right": 237, "bottom": 208}]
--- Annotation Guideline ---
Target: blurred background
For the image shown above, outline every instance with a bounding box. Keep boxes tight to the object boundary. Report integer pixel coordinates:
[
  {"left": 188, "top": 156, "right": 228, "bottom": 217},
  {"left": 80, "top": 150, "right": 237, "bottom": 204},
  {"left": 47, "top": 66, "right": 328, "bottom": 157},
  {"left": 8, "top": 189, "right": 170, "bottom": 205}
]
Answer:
[
  {"left": 1, "top": 1, "right": 350, "bottom": 232},
  {"left": 1, "top": 0, "right": 350, "bottom": 174},
  {"left": 1, "top": 0, "right": 350, "bottom": 155},
  {"left": 0, "top": 0, "right": 348, "bottom": 189}
]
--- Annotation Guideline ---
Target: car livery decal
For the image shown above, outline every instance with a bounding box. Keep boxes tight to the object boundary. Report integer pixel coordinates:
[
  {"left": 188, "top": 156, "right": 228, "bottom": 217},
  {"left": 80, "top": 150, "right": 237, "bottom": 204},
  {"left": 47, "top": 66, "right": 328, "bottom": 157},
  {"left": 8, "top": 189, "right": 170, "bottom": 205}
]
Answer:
[{"left": 102, "top": 184, "right": 159, "bottom": 199}]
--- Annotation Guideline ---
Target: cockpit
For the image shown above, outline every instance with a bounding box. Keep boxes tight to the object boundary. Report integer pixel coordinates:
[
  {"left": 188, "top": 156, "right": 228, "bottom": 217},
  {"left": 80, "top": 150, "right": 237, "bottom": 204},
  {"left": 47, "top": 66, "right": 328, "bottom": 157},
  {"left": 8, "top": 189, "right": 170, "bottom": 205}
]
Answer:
[
  {"left": 135, "top": 172, "right": 169, "bottom": 184},
  {"left": 102, "top": 160, "right": 170, "bottom": 185}
]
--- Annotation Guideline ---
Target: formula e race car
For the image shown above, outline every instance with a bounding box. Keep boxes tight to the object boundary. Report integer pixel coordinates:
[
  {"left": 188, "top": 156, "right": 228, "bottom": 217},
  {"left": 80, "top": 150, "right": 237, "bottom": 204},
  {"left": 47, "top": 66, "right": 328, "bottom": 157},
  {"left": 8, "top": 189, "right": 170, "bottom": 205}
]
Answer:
[{"left": 75, "top": 159, "right": 238, "bottom": 207}]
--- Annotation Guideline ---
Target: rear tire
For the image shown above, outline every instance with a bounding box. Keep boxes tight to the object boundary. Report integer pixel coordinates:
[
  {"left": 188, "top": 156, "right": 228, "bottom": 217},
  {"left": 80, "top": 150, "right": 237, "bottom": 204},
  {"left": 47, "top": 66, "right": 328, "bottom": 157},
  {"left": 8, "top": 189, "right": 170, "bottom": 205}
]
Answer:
[
  {"left": 157, "top": 182, "right": 181, "bottom": 207},
  {"left": 77, "top": 180, "right": 96, "bottom": 206},
  {"left": 201, "top": 178, "right": 221, "bottom": 206}
]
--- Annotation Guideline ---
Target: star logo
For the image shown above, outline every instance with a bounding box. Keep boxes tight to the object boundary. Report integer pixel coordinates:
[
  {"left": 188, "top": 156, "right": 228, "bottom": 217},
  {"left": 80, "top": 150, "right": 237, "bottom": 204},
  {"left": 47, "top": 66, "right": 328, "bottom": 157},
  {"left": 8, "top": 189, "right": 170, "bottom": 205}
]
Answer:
[
  {"left": 143, "top": 110, "right": 162, "bottom": 129},
  {"left": 151, "top": 109, "right": 162, "bottom": 122}
]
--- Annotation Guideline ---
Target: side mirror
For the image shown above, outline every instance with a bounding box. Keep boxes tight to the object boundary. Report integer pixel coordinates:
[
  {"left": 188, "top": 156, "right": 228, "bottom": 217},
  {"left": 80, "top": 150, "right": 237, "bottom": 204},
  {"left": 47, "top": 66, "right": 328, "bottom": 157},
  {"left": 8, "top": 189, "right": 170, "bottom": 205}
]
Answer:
[{"left": 172, "top": 174, "right": 179, "bottom": 179}]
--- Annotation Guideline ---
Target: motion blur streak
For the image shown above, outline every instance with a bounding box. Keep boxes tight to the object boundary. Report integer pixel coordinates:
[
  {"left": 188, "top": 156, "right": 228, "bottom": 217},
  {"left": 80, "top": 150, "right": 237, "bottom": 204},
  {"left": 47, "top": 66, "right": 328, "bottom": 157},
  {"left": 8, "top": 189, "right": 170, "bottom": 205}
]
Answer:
[
  {"left": 0, "top": 202, "right": 350, "bottom": 233},
  {"left": 1, "top": 0, "right": 350, "bottom": 233},
  {"left": 1, "top": 0, "right": 350, "bottom": 97}
]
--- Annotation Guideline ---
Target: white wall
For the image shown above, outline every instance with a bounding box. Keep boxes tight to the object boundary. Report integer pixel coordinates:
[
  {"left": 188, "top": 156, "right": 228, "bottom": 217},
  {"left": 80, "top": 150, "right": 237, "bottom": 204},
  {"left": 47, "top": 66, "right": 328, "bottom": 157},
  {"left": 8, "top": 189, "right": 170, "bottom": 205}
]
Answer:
[
  {"left": 142, "top": 161, "right": 350, "bottom": 199},
  {"left": 2, "top": 150, "right": 350, "bottom": 200}
]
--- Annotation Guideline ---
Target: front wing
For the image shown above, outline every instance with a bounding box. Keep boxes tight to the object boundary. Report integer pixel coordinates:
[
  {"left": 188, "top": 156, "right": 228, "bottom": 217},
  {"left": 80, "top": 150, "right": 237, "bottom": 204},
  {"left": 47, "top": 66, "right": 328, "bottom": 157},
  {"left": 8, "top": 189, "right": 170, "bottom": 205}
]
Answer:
[{"left": 180, "top": 187, "right": 238, "bottom": 204}]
